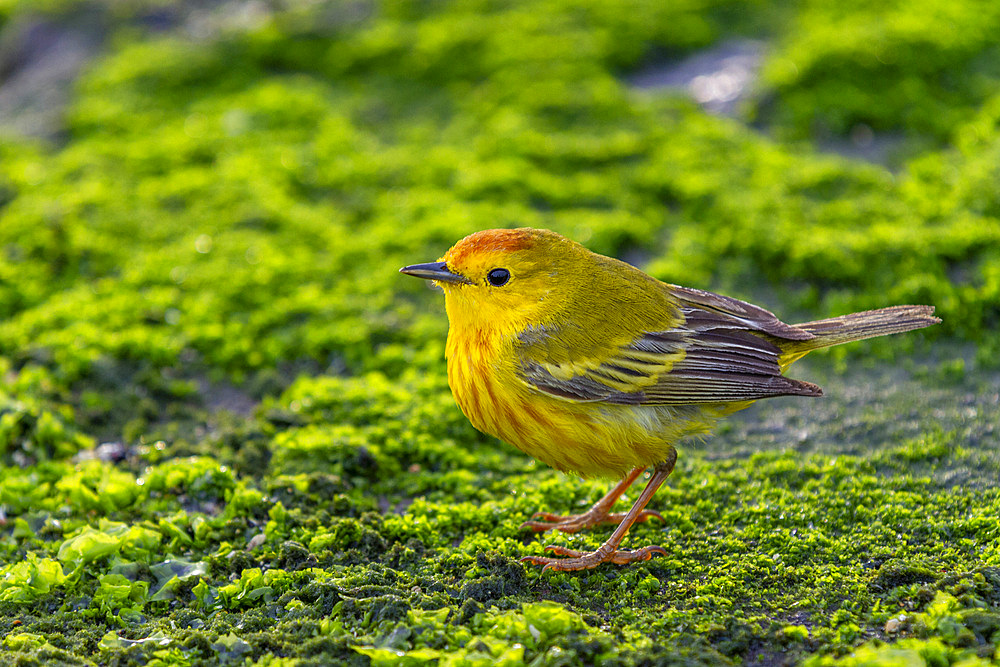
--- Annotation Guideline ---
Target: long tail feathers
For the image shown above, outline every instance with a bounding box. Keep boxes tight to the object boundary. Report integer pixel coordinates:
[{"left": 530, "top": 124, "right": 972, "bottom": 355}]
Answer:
[
  {"left": 795, "top": 305, "right": 940, "bottom": 348},
  {"left": 778, "top": 305, "right": 939, "bottom": 369}
]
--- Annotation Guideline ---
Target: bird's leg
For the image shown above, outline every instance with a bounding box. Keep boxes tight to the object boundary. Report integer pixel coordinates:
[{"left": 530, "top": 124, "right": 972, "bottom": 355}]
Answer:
[
  {"left": 520, "top": 466, "right": 663, "bottom": 534},
  {"left": 521, "top": 447, "right": 676, "bottom": 571}
]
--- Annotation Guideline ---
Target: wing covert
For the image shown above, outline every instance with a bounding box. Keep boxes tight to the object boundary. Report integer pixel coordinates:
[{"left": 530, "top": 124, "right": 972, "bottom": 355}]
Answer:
[{"left": 517, "top": 289, "right": 822, "bottom": 405}]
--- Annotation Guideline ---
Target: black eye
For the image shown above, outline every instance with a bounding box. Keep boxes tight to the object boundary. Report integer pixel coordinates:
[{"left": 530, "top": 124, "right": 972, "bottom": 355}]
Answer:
[{"left": 486, "top": 268, "right": 510, "bottom": 287}]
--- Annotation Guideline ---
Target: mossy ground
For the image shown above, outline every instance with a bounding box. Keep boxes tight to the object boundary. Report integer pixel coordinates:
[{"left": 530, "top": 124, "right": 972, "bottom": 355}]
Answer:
[{"left": 1, "top": 1, "right": 999, "bottom": 665}]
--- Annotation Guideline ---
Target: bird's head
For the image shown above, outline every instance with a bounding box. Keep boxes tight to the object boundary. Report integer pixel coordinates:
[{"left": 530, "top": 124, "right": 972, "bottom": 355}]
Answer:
[{"left": 400, "top": 228, "right": 579, "bottom": 336}]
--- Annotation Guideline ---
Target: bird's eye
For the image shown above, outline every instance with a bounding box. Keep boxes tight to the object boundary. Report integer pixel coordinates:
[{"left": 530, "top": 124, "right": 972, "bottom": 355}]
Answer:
[{"left": 486, "top": 268, "right": 511, "bottom": 287}]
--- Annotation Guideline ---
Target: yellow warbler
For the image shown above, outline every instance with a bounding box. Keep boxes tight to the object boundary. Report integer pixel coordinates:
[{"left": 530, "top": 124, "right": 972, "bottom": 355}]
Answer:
[{"left": 400, "top": 228, "right": 939, "bottom": 571}]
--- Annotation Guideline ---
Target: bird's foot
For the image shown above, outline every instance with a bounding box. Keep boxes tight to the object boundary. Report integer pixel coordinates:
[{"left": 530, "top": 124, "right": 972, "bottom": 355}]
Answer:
[
  {"left": 520, "top": 507, "right": 663, "bottom": 534},
  {"left": 520, "top": 544, "right": 667, "bottom": 571}
]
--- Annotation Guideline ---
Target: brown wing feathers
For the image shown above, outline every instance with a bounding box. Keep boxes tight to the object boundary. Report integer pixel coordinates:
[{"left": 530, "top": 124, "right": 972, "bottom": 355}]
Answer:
[
  {"left": 517, "top": 293, "right": 824, "bottom": 405},
  {"left": 618, "top": 307, "right": 822, "bottom": 405},
  {"left": 517, "top": 286, "right": 940, "bottom": 407},
  {"left": 669, "top": 285, "right": 815, "bottom": 340}
]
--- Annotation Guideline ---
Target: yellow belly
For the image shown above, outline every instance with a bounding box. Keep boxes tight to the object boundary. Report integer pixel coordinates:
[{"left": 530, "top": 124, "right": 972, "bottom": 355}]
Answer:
[{"left": 446, "top": 331, "right": 721, "bottom": 478}]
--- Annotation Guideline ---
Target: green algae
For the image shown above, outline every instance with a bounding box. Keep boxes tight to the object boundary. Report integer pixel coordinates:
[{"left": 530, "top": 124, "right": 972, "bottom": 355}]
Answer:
[
  {"left": 1, "top": 1, "right": 999, "bottom": 665},
  {"left": 756, "top": 0, "right": 1000, "bottom": 145},
  {"left": 5, "top": 365, "right": 998, "bottom": 666}
]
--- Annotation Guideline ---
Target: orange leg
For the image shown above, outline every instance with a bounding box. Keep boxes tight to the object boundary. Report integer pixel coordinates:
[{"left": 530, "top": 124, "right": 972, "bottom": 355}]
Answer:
[
  {"left": 521, "top": 447, "right": 676, "bottom": 571},
  {"left": 521, "top": 466, "right": 664, "bottom": 533}
]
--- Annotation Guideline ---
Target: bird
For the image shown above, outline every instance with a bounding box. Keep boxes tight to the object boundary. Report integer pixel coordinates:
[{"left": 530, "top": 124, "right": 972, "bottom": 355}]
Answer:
[{"left": 399, "top": 227, "right": 940, "bottom": 571}]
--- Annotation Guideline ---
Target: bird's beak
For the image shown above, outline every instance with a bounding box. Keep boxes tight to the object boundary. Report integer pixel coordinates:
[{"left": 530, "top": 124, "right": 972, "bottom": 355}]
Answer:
[{"left": 399, "top": 261, "right": 471, "bottom": 285}]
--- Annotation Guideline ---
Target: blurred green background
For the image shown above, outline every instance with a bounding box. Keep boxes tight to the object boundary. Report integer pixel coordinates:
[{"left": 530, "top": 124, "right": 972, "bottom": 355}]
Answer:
[{"left": 1, "top": 1, "right": 999, "bottom": 665}]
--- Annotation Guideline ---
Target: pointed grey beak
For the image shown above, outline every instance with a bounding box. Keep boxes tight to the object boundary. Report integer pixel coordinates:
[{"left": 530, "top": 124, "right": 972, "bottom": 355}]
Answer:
[{"left": 399, "top": 261, "right": 471, "bottom": 284}]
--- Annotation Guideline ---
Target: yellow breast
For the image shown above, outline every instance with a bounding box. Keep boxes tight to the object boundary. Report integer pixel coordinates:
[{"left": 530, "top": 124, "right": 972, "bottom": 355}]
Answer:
[{"left": 445, "top": 325, "right": 705, "bottom": 478}]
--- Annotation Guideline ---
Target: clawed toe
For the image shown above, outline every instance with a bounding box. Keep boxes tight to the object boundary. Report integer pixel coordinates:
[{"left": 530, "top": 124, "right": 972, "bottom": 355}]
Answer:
[
  {"left": 638, "top": 509, "right": 664, "bottom": 524},
  {"left": 520, "top": 456, "right": 677, "bottom": 571},
  {"left": 520, "top": 543, "right": 667, "bottom": 571}
]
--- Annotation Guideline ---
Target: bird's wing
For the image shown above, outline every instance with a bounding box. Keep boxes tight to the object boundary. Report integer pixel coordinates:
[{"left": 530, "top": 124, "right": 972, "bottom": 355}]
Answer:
[{"left": 516, "top": 286, "right": 821, "bottom": 405}]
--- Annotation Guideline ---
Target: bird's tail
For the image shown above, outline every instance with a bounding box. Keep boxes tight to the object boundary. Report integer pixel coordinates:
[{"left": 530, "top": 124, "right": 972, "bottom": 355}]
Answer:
[{"left": 780, "top": 305, "right": 940, "bottom": 367}]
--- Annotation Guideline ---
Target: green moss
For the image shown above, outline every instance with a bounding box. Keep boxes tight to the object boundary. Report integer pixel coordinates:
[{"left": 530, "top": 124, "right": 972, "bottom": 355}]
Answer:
[
  {"left": 0, "top": 396, "right": 93, "bottom": 465},
  {"left": 754, "top": 0, "right": 1000, "bottom": 142},
  {"left": 1, "top": 0, "right": 999, "bottom": 664}
]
